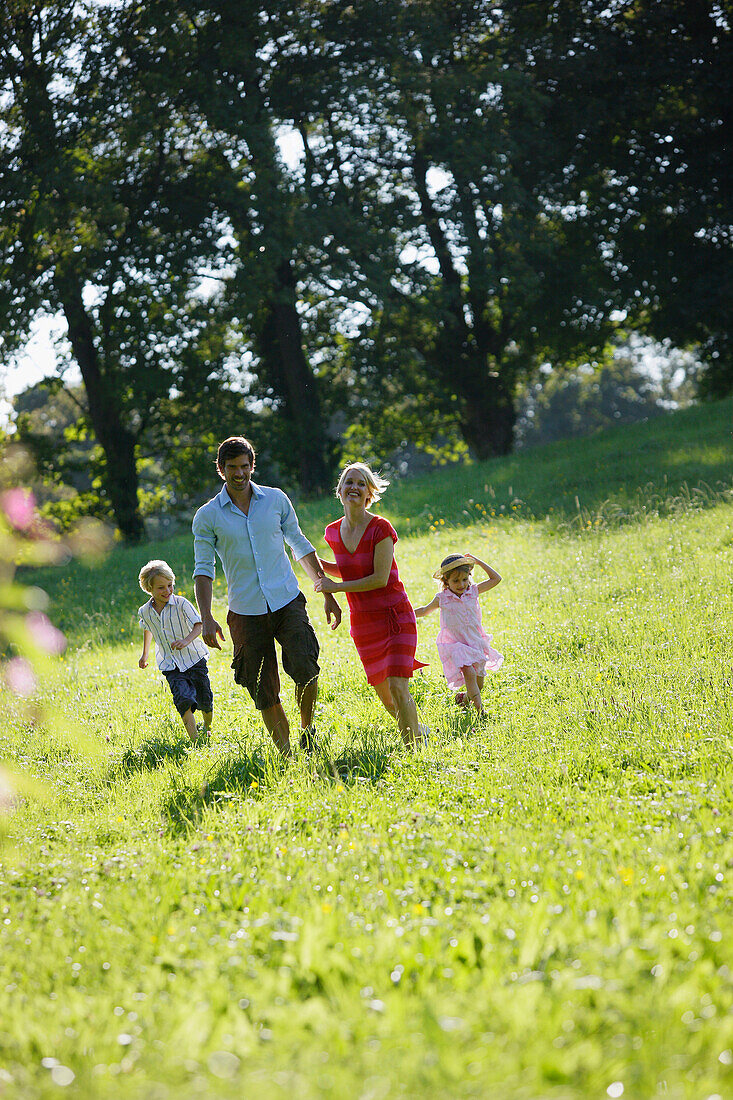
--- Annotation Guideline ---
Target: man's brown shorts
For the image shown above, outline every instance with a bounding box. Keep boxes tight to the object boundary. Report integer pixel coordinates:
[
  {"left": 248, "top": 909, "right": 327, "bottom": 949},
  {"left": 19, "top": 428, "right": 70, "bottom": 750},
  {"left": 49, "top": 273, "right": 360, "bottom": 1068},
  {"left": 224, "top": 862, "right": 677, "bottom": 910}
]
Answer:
[{"left": 227, "top": 593, "right": 320, "bottom": 711}]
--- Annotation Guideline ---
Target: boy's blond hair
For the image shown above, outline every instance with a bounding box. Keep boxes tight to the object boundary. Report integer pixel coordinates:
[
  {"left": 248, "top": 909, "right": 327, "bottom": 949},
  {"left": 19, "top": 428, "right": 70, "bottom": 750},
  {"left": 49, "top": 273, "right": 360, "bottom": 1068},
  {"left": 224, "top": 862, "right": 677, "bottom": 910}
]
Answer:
[
  {"left": 138, "top": 559, "right": 175, "bottom": 594},
  {"left": 335, "top": 462, "right": 390, "bottom": 504}
]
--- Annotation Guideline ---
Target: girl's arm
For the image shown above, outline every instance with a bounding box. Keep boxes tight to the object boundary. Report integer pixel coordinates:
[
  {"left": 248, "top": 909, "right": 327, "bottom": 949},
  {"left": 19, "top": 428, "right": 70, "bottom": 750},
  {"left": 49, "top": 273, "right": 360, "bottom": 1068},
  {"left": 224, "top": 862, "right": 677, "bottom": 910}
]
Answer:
[
  {"left": 314, "top": 537, "right": 393, "bottom": 593},
  {"left": 414, "top": 594, "right": 440, "bottom": 618},
  {"left": 171, "top": 621, "right": 203, "bottom": 650},
  {"left": 468, "top": 554, "right": 502, "bottom": 594},
  {"left": 318, "top": 557, "right": 342, "bottom": 578},
  {"left": 139, "top": 627, "right": 153, "bottom": 668}
]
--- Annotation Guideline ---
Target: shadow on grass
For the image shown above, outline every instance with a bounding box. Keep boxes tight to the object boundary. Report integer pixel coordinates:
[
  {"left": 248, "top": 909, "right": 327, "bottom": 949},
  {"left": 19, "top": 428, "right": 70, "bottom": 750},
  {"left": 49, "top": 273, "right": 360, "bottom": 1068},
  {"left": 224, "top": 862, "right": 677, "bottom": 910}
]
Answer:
[
  {"left": 317, "top": 736, "right": 394, "bottom": 785},
  {"left": 162, "top": 748, "right": 284, "bottom": 835},
  {"left": 113, "top": 736, "right": 190, "bottom": 780}
]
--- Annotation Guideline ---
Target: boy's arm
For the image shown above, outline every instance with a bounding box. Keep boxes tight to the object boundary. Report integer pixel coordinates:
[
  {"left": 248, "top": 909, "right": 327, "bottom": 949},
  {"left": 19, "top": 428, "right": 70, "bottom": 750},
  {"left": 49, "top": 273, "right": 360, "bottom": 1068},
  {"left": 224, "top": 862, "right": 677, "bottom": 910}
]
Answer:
[
  {"left": 469, "top": 554, "right": 502, "bottom": 593},
  {"left": 414, "top": 594, "right": 440, "bottom": 618},
  {"left": 171, "top": 621, "right": 203, "bottom": 650},
  {"left": 139, "top": 628, "right": 153, "bottom": 668}
]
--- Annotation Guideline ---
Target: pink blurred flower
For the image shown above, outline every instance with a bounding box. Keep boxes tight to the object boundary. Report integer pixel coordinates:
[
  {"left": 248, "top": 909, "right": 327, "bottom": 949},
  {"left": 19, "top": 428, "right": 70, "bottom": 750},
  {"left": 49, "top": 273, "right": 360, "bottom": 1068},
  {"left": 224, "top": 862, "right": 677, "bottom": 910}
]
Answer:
[
  {"left": 1, "top": 488, "right": 36, "bottom": 531},
  {"left": 4, "top": 657, "right": 37, "bottom": 697},
  {"left": 0, "top": 768, "right": 15, "bottom": 815},
  {"left": 26, "top": 612, "right": 67, "bottom": 655}
]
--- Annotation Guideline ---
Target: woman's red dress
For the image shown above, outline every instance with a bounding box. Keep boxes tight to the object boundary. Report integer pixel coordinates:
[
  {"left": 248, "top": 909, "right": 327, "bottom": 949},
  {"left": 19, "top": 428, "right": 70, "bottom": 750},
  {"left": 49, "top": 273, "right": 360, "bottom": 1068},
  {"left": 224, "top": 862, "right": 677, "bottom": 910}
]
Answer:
[{"left": 324, "top": 514, "right": 427, "bottom": 686}]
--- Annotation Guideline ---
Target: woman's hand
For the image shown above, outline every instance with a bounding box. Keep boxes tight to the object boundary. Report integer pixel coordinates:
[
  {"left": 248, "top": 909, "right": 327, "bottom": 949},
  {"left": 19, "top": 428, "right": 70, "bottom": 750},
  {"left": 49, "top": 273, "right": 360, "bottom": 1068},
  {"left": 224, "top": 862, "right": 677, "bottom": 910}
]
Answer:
[{"left": 314, "top": 576, "right": 338, "bottom": 593}]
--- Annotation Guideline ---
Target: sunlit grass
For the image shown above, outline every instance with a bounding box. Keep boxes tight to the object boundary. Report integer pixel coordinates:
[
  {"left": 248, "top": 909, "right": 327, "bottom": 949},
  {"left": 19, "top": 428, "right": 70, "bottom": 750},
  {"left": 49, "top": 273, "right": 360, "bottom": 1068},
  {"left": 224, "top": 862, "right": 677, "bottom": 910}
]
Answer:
[{"left": 1, "top": 403, "right": 732, "bottom": 1098}]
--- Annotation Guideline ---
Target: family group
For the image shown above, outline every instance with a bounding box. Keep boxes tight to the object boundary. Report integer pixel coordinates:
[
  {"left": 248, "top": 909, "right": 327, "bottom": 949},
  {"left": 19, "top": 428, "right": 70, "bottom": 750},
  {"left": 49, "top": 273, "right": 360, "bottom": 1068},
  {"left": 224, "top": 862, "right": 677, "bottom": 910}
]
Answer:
[{"left": 137, "top": 436, "right": 504, "bottom": 755}]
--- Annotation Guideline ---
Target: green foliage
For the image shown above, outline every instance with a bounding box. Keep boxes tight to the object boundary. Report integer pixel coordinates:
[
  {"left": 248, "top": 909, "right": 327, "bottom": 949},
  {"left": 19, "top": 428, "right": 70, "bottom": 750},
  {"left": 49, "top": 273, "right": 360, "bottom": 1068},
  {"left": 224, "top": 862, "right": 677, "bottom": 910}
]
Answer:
[
  {"left": 1, "top": 406, "right": 732, "bottom": 1096},
  {"left": 516, "top": 1, "right": 733, "bottom": 394},
  {"left": 516, "top": 338, "right": 698, "bottom": 449}
]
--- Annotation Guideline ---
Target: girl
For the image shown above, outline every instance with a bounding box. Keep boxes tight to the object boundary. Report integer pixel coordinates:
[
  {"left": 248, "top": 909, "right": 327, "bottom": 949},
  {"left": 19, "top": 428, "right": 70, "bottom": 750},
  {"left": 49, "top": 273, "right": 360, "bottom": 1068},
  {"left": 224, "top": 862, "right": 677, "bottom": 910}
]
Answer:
[
  {"left": 414, "top": 553, "right": 503, "bottom": 719},
  {"left": 314, "top": 463, "right": 428, "bottom": 749}
]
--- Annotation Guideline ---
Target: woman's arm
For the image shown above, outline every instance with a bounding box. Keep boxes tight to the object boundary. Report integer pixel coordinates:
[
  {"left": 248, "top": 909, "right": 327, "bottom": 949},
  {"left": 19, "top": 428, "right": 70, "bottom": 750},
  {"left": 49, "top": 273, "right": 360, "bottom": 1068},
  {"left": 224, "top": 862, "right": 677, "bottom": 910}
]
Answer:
[
  {"left": 469, "top": 554, "right": 502, "bottom": 593},
  {"left": 315, "top": 536, "right": 394, "bottom": 593},
  {"left": 318, "top": 557, "right": 342, "bottom": 577},
  {"left": 414, "top": 594, "right": 440, "bottom": 618}
]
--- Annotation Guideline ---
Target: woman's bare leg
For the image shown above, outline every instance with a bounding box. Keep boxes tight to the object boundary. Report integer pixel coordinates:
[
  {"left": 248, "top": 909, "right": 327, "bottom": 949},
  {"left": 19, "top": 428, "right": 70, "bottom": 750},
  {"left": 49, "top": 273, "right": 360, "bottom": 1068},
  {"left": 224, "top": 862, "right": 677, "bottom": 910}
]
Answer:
[
  {"left": 386, "top": 676, "right": 420, "bottom": 748},
  {"left": 373, "top": 680, "right": 397, "bottom": 718}
]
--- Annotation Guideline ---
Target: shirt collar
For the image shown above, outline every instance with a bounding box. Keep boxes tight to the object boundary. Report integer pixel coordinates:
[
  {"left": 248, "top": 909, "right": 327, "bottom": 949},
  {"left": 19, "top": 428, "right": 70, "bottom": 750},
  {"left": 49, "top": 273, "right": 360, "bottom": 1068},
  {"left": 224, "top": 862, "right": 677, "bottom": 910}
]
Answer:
[{"left": 218, "top": 482, "right": 262, "bottom": 508}]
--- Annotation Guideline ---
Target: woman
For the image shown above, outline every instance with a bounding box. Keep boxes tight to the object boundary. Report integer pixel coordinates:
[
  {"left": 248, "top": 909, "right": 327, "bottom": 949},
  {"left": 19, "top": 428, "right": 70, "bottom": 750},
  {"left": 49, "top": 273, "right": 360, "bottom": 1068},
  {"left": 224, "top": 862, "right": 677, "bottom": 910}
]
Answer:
[{"left": 314, "top": 462, "right": 427, "bottom": 748}]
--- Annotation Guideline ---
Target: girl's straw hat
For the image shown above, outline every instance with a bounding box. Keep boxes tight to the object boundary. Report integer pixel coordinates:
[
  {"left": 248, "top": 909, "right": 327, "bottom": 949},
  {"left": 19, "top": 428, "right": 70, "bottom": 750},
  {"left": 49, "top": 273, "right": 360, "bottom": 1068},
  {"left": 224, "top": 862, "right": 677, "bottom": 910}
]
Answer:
[{"left": 432, "top": 554, "right": 474, "bottom": 580}]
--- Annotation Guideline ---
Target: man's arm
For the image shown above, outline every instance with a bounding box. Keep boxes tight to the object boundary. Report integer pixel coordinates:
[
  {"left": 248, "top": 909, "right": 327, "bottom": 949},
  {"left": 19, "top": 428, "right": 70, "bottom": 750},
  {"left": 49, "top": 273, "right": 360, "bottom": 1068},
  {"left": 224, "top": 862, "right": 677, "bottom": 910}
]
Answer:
[
  {"left": 192, "top": 508, "right": 225, "bottom": 648},
  {"left": 297, "top": 550, "right": 342, "bottom": 630},
  {"left": 194, "top": 575, "right": 225, "bottom": 649}
]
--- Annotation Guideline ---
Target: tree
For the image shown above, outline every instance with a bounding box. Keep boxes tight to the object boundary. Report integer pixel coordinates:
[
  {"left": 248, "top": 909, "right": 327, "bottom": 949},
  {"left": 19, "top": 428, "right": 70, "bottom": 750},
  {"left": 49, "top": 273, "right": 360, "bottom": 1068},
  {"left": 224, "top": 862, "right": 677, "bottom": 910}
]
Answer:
[
  {"left": 0, "top": 1, "right": 234, "bottom": 539},
  {"left": 515, "top": 1, "right": 733, "bottom": 396},
  {"left": 289, "top": 1, "right": 623, "bottom": 459},
  {"left": 113, "top": 0, "right": 339, "bottom": 493}
]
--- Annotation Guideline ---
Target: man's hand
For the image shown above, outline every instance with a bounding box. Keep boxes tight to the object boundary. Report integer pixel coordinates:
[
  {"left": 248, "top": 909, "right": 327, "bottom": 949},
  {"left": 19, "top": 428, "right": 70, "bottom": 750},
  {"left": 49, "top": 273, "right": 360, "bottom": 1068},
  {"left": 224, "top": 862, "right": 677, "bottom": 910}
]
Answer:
[
  {"left": 201, "top": 615, "right": 225, "bottom": 649},
  {"left": 324, "top": 592, "right": 342, "bottom": 630}
]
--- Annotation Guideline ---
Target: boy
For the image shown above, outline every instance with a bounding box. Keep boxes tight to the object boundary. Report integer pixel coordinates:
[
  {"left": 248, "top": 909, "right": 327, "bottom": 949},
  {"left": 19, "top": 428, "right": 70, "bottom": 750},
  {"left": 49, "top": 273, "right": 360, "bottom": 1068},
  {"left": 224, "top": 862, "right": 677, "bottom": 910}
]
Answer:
[{"left": 138, "top": 559, "right": 213, "bottom": 742}]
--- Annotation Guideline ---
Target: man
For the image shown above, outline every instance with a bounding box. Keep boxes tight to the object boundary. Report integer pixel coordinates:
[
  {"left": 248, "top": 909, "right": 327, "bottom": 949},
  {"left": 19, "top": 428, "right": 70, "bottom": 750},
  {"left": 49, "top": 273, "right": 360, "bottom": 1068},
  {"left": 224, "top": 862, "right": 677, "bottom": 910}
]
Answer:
[{"left": 192, "top": 436, "right": 341, "bottom": 756}]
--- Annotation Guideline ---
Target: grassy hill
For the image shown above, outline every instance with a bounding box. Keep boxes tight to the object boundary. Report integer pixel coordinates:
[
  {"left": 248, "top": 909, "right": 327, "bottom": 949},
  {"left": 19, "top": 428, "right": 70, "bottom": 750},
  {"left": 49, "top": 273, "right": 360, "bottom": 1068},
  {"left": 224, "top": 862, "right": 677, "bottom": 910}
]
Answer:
[{"left": 1, "top": 399, "right": 732, "bottom": 1099}]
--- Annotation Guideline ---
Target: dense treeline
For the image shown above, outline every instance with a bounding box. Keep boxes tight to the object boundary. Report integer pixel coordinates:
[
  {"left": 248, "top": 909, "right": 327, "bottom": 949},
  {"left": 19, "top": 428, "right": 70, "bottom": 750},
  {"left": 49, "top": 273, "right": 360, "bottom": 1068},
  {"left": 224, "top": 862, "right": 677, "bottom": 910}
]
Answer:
[{"left": 1, "top": 1, "right": 730, "bottom": 539}]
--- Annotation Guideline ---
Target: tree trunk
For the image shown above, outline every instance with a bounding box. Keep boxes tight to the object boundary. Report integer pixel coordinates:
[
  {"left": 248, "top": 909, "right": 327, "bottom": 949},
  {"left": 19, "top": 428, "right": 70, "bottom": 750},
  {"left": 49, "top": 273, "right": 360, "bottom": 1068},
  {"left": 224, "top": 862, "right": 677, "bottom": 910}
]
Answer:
[
  {"left": 257, "top": 259, "right": 330, "bottom": 494},
  {"left": 412, "top": 146, "right": 518, "bottom": 458},
  {"left": 459, "top": 367, "right": 516, "bottom": 458},
  {"left": 57, "top": 274, "right": 144, "bottom": 542}
]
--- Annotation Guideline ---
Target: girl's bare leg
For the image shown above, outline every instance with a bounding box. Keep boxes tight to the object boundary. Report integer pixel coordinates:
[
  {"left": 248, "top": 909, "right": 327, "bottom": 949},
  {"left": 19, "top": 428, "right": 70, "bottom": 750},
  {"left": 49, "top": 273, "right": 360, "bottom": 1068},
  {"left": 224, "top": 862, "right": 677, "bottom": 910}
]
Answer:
[
  {"left": 373, "top": 679, "right": 397, "bottom": 718},
  {"left": 201, "top": 710, "right": 213, "bottom": 731},
  {"left": 460, "top": 666, "right": 485, "bottom": 716},
  {"left": 386, "top": 676, "right": 420, "bottom": 748}
]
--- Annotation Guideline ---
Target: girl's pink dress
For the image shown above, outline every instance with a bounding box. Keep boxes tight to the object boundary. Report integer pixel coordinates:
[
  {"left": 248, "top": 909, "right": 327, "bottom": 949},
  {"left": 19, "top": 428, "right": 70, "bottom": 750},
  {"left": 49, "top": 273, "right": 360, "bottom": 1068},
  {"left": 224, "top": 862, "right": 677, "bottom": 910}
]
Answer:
[
  {"left": 324, "top": 514, "right": 427, "bottom": 686},
  {"left": 436, "top": 582, "right": 503, "bottom": 690}
]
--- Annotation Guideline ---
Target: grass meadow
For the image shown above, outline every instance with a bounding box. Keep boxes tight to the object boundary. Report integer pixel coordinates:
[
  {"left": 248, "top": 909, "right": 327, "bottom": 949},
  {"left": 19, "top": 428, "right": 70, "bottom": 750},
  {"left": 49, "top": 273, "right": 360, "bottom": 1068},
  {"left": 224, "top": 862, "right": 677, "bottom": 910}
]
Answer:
[{"left": 1, "top": 399, "right": 732, "bottom": 1099}]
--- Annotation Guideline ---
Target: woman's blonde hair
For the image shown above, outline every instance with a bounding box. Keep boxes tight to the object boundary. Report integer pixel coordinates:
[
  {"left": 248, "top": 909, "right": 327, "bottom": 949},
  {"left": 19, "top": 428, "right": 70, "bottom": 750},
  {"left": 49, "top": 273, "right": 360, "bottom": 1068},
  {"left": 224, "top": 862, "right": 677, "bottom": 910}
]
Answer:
[
  {"left": 336, "top": 462, "right": 390, "bottom": 505},
  {"left": 138, "top": 559, "right": 175, "bottom": 594}
]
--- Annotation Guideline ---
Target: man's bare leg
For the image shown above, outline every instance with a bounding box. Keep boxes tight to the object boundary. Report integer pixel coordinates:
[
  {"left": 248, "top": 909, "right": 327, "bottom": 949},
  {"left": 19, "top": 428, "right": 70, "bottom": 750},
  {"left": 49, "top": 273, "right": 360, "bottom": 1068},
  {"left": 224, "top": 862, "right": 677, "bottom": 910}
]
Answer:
[
  {"left": 295, "top": 677, "right": 318, "bottom": 732},
  {"left": 261, "top": 702, "right": 292, "bottom": 757}
]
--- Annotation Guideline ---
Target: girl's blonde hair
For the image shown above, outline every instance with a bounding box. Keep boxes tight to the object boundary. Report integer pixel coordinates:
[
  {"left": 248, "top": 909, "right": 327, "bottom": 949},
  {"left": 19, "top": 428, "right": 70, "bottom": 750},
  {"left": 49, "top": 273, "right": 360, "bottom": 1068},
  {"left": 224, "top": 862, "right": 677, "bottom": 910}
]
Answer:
[
  {"left": 138, "top": 559, "right": 175, "bottom": 594},
  {"left": 335, "top": 462, "right": 390, "bottom": 505}
]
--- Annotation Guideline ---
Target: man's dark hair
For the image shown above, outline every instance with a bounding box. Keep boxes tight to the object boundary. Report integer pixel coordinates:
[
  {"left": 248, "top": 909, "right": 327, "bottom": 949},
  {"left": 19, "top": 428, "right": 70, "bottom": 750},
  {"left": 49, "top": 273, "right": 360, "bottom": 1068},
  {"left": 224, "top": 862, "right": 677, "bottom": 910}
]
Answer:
[{"left": 217, "top": 436, "right": 256, "bottom": 472}]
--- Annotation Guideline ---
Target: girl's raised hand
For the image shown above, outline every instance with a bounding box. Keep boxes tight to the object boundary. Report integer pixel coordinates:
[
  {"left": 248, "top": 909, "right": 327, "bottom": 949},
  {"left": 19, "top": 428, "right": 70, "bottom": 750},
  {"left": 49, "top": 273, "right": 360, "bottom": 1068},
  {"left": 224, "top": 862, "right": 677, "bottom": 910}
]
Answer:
[{"left": 314, "top": 576, "right": 337, "bottom": 593}]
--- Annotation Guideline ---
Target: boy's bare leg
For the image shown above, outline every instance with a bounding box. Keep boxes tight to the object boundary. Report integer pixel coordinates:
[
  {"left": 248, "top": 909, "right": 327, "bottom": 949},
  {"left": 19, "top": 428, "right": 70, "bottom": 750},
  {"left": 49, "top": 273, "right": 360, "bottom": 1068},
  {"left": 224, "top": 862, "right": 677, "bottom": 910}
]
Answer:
[
  {"left": 201, "top": 710, "right": 213, "bottom": 731},
  {"left": 181, "top": 708, "right": 198, "bottom": 741},
  {"left": 373, "top": 680, "right": 397, "bottom": 718},
  {"left": 387, "top": 676, "right": 420, "bottom": 749},
  {"left": 261, "top": 702, "right": 292, "bottom": 757},
  {"left": 295, "top": 677, "right": 318, "bottom": 732}
]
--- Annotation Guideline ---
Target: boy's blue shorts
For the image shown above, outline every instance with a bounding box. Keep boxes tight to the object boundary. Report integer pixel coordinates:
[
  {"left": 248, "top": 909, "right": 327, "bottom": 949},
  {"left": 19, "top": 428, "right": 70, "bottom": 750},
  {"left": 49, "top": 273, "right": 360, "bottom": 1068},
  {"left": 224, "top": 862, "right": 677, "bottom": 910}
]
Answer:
[{"left": 163, "top": 658, "right": 213, "bottom": 717}]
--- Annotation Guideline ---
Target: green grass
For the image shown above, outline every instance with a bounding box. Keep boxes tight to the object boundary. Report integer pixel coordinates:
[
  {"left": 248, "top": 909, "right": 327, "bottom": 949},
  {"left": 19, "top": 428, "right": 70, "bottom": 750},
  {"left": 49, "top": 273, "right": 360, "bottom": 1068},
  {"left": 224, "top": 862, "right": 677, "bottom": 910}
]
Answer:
[{"left": 2, "top": 399, "right": 733, "bottom": 1098}]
